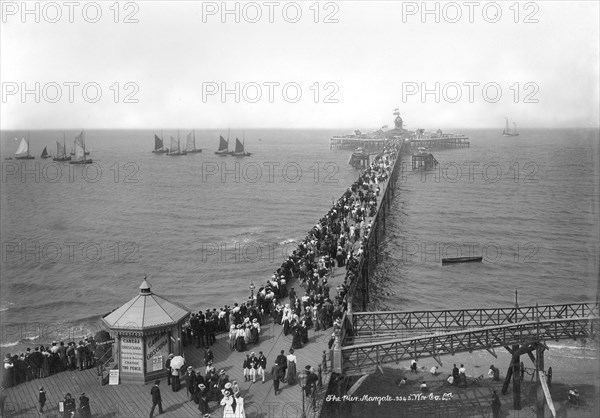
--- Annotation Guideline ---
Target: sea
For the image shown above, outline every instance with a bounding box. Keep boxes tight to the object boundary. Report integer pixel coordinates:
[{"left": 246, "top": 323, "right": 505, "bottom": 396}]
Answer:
[{"left": 1, "top": 128, "right": 599, "bottom": 360}]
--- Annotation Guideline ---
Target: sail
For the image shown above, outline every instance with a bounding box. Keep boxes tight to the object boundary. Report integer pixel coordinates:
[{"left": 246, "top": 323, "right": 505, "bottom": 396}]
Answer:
[
  {"left": 154, "top": 134, "right": 163, "bottom": 150},
  {"left": 56, "top": 141, "right": 64, "bottom": 156},
  {"left": 74, "top": 140, "right": 85, "bottom": 159},
  {"left": 170, "top": 136, "right": 179, "bottom": 152},
  {"left": 41, "top": 146, "right": 48, "bottom": 157},
  {"left": 186, "top": 132, "right": 194, "bottom": 151},
  {"left": 234, "top": 138, "right": 244, "bottom": 154},
  {"left": 75, "top": 130, "right": 85, "bottom": 148},
  {"left": 218, "top": 135, "right": 228, "bottom": 151},
  {"left": 15, "top": 138, "right": 28, "bottom": 155}
]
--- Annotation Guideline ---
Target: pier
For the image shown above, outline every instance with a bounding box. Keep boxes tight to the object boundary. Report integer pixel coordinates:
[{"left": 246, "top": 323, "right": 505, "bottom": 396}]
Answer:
[
  {"left": 330, "top": 137, "right": 388, "bottom": 151},
  {"left": 410, "top": 134, "right": 470, "bottom": 151},
  {"left": 0, "top": 140, "right": 407, "bottom": 418}
]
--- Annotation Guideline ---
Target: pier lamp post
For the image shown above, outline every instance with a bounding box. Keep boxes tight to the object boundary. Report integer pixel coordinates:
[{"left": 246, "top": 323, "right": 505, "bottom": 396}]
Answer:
[
  {"left": 249, "top": 281, "right": 255, "bottom": 301},
  {"left": 299, "top": 370, "right": 307, "bottom": 418}
]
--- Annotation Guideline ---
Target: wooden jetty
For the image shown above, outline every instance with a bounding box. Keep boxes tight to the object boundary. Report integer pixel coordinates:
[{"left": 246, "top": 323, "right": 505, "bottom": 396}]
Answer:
[{"left": 411, "top": 153, "right": 438, "bottom": 171}]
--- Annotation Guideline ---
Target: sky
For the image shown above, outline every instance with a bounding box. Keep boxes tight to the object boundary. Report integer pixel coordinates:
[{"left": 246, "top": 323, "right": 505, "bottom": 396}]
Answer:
[{"left": 1, "top": 0, "right": 599, "bottom": 130}]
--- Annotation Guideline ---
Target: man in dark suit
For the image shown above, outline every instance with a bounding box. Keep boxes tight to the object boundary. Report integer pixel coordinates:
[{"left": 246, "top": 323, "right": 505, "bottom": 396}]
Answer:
[
  {"left": 304, "top": 366, "right": 318, "bottom": 398},
  {"left": 275, "top": 350, "right": 287, "bottom": 383},
  {"left": 165, "top": 354, "right": 173, "bottom": 385},
  {"left": 150, "top": 380, "right": 163, "bottom": 417},
  {"left": 185, "top": 366, "right": 197, "bottom": 400},
  {"left": 270, "top": 363, "right": 281, "bottom": 395}
]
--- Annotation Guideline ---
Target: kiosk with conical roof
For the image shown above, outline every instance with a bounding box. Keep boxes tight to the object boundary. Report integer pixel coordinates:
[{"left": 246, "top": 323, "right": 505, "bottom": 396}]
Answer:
[{"left": 102, "top": 278, "right": 190, "bottom": 384}]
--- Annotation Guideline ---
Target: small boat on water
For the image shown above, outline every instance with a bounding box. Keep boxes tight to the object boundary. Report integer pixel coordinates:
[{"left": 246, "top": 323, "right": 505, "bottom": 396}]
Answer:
[
  {"left": 69, "top": 130, "right": 93, "bottom": 164},
  {"left": 152, "top": 132, "right": 169, "bottom": 154},
  {"left": 215, "top": 133, "right": 232, "bottom": 156},
  {"left": 502, "top": 118, "right": 519, "bottom": 137},
  {"left": 40, "top": 146, "right": 51, "bottom": 159},
  {"left": 53, "top": 134, "right": 71, "bottom": 162},
  {"left": 233, "top": 137, "right": 252, "bottom": 157},
  {"left": 14, "top": 135, "right": 34, "bottom": 160},
  {"left": 417, "top": 146, "right": 429, "bottom": 154},
  {"left": 167, "top": 131, "right": 187, "bottom": 156},
  {"left": 442, "top": 256, "right": 483, "bottom": 265},
  {"left": 186, "top": 130, "right": 202, "bottom": 153}
]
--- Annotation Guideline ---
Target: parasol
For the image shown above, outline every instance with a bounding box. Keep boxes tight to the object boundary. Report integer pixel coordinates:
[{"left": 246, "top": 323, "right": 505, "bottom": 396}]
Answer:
[{"left": 170, "top": 355, "right": 185, "bottom": 370}]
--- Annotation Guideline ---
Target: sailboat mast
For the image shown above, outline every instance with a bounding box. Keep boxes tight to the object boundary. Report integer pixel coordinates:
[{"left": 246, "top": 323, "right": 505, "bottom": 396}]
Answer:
[
  {"left": 82, "top": 129, "right": 86, "bottom": 158},
  {"left": 27, "top": 131, "right": 31, "bottom": 157},
  {"left": 193, "top": 129, "right": 196, "bottom": 149},
  {"left": 63, "top": 132, "right": 66, "bottom": 157}
]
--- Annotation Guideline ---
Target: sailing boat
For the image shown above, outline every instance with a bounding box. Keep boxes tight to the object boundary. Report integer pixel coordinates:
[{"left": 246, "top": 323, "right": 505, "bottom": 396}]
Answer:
[
  {"left": 40, "top": 146, "right": 50, "bottom": 159},
  {"left": 215, "top": 135, "right": 231, "bottom": 156},
  {"left": 69, "top": 130, "right": 93, "bottom": 164},
  {"left": 167, "top": 131, "right": 187, "bottom": 156},
  {"left": 502, "top": 118, "right": 519, "bottom": 137},
  {"left": 233, "top": 132, "right": 252, "bottom": 157},
  {"left": 53, "top": 133, "right": 71, "bottom": 161},
  {"left": 186, "top": 130, "right": 202, "bottom": 153},
  {"left": 14, "top": 133, "right": 34, "bottom": 160},
  {"left": 152, "top": 132, "right": 169, "bottom": 153}
]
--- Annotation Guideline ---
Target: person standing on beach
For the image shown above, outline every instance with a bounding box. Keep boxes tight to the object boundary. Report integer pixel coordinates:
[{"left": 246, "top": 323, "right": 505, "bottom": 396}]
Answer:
[
  {"left": 38, "top": 387, "right": 46, "bottom": 414},
  {"left": 150, "top": 380, "right": 163, "bottom": 418},
  {"left": 458, "top": 364, "right": 467, "bottom": 388},
  {"left": 491, "top": 390, "right": 501, "bottom": 418},
  {"left": 452, "top": 364, "right": 459, "bottom": 386},
  {"left": 410, "top": 359, "right": 417, "bottom": 373}
]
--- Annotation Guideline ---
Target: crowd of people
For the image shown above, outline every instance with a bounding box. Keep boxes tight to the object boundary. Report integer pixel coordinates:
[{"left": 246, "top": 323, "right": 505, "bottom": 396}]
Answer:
[
  {"left": 2, "top": 337, "right": 106, "bottom": 389},
  {"left": 180, "top": 140, "right": 401, "bottom": 357},
  {"left": 171, "top": 140, "right": 401, "bottom": 416}
]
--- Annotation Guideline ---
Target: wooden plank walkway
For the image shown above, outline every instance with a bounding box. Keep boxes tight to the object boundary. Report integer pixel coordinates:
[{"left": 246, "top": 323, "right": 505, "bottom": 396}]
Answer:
[{"left": 1, "top": 144, "right": 402, "bottom": 418}]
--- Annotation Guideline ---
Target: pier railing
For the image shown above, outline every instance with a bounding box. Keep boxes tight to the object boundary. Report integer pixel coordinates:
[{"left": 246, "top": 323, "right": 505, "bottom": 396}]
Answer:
[
  {"left": 341, "top": 316, "right": 599, "bottom": 374},
  {"left": 350, "top": 302, "right": 599, "bottom": 333}
]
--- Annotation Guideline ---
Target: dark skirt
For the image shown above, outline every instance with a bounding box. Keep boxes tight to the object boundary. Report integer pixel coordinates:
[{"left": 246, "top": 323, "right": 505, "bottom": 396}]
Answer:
[
  {"left": 251, "top": 327, "right": 259, "bottom": 344},
  {"left": 236, "top": 336, "right": 246, "bottom": 352}
]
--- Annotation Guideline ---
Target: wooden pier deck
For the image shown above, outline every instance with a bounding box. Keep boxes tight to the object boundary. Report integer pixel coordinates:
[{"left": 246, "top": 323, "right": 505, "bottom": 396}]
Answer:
[{"left": 1, "top": 277, "right": 343, "bottom": 418}]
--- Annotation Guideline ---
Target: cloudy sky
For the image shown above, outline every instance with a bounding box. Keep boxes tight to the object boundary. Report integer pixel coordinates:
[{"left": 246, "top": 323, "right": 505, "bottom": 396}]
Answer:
[{"left": 1, "top": 1, "right": 599, "bottom": 129}]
